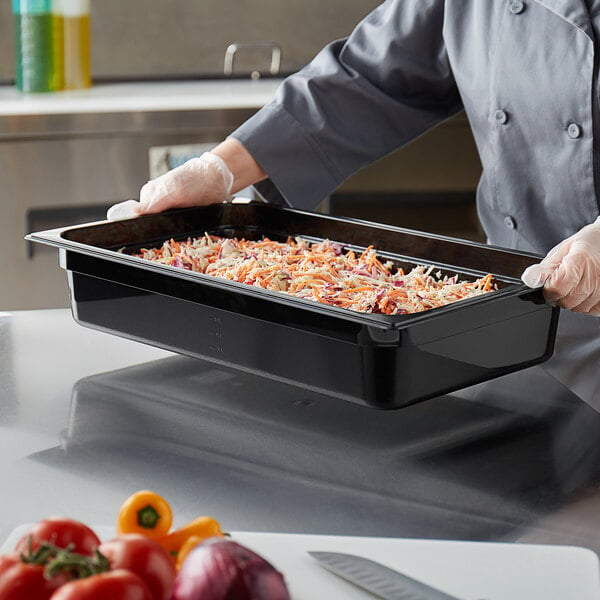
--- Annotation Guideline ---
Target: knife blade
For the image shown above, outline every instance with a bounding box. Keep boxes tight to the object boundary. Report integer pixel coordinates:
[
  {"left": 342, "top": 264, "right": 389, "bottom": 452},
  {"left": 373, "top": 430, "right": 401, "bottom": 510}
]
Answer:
[{"left": 308, "top": 551, "right": 464, "bottom": 600}]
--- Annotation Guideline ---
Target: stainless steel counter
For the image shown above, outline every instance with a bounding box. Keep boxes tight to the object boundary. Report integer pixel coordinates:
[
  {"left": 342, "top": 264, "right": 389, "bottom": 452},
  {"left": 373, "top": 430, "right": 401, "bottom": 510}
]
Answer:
[{"left": 2, "top": 308, "right": 600, "bottom": 557}]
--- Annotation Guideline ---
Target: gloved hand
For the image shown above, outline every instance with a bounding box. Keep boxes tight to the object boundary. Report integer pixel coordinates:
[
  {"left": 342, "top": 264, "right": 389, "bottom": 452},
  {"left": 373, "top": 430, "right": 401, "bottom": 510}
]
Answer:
[
  {"left": 521, "top": 217, "right": 600, "bottom": 315},
  {"left": 107, "top": 152, "right": 234, "bottom": 220}
]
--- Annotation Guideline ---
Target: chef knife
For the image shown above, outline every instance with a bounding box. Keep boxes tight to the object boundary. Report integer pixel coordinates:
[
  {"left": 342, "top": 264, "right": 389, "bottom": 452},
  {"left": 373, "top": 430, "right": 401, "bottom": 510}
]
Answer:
[{"left": 308, "top": 551, "right": 464, "bottom": 600}]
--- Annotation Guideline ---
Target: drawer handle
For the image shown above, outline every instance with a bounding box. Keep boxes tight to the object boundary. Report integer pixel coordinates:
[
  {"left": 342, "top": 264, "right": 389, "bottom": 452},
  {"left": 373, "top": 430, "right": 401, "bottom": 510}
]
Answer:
[{"left": 224, "top": 42, "right": 282, "bottom": 78}]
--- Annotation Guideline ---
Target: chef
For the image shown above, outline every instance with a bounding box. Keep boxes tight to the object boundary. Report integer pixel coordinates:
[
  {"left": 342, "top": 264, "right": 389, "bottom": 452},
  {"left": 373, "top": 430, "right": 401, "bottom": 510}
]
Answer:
[{"left": 109, "top": 0, "right": 600, "bottom": 406}]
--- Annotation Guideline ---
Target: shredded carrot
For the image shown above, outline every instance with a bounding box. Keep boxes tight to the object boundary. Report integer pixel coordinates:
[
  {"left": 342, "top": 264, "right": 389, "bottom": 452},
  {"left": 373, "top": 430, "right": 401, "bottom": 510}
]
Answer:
[
  {"left": 339, "top": 286, "right": 376, "bottom": 295},
  {"left": 131, "top": 234, "right": 496, "bottom": 315}
]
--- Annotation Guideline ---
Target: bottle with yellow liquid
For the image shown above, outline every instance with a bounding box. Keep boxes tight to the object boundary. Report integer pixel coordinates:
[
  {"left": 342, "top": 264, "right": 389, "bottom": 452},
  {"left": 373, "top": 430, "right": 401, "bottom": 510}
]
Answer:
[{"left": 60, "top": 0, "right": 91, "bottom": 89}]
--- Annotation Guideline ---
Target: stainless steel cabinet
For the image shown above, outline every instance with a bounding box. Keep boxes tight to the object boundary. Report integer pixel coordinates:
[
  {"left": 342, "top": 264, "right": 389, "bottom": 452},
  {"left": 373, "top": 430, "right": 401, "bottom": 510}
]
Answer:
[
  {"left": 0, "top": 92, "right": 481, "bottom": 310},
  {"left": 0, "top": 106, "right": 261, "bottom": 310}
]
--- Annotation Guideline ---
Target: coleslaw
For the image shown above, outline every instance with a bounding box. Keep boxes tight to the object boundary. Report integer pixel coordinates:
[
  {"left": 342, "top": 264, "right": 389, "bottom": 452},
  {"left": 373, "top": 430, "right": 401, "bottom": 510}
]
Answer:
[{"left": 131, "top": 234, "right": 495, "bottom": 315}]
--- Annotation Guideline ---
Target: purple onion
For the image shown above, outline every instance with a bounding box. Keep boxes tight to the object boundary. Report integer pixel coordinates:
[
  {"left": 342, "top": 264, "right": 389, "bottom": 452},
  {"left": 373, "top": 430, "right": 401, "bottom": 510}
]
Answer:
[{"left": 171, "top": 538, "right": 290, "bottom": 600}]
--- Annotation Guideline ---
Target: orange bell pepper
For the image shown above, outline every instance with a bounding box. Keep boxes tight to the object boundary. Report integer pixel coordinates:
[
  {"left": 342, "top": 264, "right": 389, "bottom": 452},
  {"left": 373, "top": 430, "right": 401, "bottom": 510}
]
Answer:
[
  {"left": 158, "top": 516, "right": 224, "bottom": 562},
  {"left": 116, "top": 490, "right": 173, "bottom": 540}
]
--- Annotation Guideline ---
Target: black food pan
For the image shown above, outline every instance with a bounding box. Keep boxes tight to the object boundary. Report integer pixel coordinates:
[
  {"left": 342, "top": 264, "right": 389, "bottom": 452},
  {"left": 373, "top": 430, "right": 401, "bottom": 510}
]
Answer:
[{"left": 26, "top": 202, "right": 559, "bottom": 409}]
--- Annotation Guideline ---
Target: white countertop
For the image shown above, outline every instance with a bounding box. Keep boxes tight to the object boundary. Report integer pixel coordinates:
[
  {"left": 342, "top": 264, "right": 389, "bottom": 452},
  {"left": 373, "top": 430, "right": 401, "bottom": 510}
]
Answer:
[{"left": 0, "top": 79, "right": 282, "bottom": 115}]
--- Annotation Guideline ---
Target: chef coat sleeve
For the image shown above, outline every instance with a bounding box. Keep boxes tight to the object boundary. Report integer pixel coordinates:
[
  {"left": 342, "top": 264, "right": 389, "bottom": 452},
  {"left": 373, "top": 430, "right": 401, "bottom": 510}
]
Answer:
[{"left": 231, "top": 0, "right": 463, "bottom": 210}]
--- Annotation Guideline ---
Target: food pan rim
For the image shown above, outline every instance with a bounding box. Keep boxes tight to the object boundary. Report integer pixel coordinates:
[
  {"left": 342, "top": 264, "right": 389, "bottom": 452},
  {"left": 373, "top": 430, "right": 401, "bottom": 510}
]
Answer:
[{"left": 25, "top": 205, "right": 544, "bottom": 330}]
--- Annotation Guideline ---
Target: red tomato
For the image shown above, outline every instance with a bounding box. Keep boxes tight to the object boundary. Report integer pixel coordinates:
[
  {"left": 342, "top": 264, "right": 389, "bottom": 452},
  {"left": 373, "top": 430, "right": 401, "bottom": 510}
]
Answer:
[
  {"left": 98, "top": 535, "right": 176, "bottom": 600},
  {"left": 49, "top": 569, "right": 153, "bottom": 600},
  {"left": 0, "top": 554, "right": 19, "bottom": 577},
  {"left": 15, "top": 518, "right": 101, "bottom": 556},
  {"left": 0, "top": 562, "right": 66, "bottom": 600}
]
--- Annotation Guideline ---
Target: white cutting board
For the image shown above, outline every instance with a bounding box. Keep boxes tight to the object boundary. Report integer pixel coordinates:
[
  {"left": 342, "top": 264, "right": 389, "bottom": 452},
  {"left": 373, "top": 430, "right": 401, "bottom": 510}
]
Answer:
[{"left": 3, "top": 527, "right": 599, "bottom": 600}]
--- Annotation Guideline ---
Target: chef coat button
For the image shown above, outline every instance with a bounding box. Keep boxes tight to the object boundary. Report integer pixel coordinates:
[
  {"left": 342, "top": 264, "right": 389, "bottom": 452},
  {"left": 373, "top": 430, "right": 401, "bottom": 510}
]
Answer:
[
  {"left": 567, "top": 123, "right": 582, "bottom": 139},
  {"left": 504, "top": 216, "right": 516, "bottom": 229},
  {"left": 509, "top": 1, "right": 525, "bottom": 14},
  {"left": 494, "top": 109, "right": 508, "bottom": 124}
]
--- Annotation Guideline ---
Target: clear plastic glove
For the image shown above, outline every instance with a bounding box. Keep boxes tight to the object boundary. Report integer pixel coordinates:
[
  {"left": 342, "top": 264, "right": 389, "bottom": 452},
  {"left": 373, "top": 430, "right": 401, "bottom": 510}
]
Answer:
[
  {"left": 521, "top": 216, "right": 600, "bottom": 315},
  {"left": 106, "top": 152, "right": 234, "bottom": 220}
]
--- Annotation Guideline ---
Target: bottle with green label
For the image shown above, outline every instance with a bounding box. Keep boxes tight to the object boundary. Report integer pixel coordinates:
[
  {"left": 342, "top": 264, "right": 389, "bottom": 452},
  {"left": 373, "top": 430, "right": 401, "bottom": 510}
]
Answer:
[{"left": 13, "top": 0, "right": 62, "bottom": 93}]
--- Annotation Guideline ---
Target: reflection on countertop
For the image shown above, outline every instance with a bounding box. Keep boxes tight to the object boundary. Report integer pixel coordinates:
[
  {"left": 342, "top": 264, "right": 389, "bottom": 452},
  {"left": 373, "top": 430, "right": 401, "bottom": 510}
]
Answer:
[
  {"left": 0, "top": 313, "right": 15, "bottom": 423},
  {"left": 27, "top": 353, "right": 600, "bottom": 552},
  {"left": 3, "top": 309, "right": 600, "bottom": 556}
]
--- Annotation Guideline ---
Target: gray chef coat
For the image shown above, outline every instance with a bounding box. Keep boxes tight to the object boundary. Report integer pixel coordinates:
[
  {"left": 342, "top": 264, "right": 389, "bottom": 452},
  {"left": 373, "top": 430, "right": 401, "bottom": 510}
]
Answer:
[{"left": 232, "top": 0, "right": 600, "bottom": 407}]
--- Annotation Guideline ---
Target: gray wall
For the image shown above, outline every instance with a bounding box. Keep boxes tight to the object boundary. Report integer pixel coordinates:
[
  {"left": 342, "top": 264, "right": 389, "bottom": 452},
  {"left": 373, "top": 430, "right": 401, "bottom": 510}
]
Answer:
[{"left": 0, "top": 1, "right": 380, "bottom": 82}]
